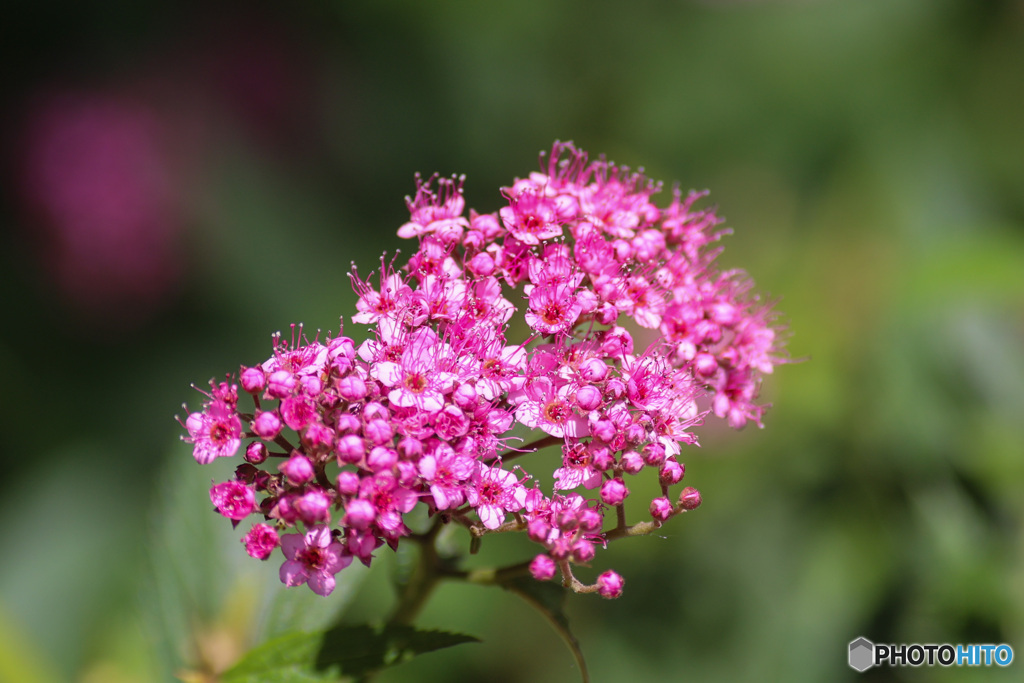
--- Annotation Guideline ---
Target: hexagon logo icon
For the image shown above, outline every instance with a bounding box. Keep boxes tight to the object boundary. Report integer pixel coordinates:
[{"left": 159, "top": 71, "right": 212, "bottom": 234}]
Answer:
[{"left": 849, "top": 637, "right": 874, "bottom": 672}]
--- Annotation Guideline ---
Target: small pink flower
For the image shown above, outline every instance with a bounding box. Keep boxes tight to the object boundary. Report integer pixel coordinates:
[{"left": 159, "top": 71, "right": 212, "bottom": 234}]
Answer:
[
  {"left": 210, "top": 480, "right": 255, "bottom": 520},
  {"left": 279, "top": 525, "right": 351, "bottom": 596},
  {"left": 242, "top": 523, "right": 280, "bottom": 560},
  {"left": 186, "top": 400, "right": 242, "bottom": 464},
  {"left": 466, "top": 463, "right": 527, "bottom": 530}
]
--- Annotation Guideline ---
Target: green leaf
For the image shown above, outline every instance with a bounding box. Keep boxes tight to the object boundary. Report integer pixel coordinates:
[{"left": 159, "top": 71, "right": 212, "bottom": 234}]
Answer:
[
  {"left": 221, "top": 623, "right": 479, "bottom": 683},
  {"left": 499, "top": 577, "right": 589, "bottom": 683}
]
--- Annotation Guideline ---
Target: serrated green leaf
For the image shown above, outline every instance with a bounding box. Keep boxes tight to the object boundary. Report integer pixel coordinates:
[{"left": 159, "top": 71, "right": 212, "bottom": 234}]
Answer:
[
  {"left": 221, "top": 623, "right": 479, "bottom": 683},
  {"left": 500, "top": 577, "right": 589, "bottom": 683}
]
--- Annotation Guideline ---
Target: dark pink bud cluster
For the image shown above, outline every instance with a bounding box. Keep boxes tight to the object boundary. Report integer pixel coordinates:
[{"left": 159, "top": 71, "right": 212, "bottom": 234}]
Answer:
[{"left": 180, "top": 142, "right": 787, "bottom": 597}]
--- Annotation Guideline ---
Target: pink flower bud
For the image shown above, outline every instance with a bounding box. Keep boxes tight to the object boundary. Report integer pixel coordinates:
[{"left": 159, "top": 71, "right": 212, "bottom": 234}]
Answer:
[
  {"left": 678, "top": 486, "right": 702, "bottom": 510},
  {"left": 295, "top": 488, "right": 332, "bottom": 524},
  {"left": 328, "top": 336, "right": 355, "bottom": 362},
  {"left": 343, "top": 498, "right": 376, "bottom": 530},
  {"left": 590, "top": 444, "right": 614, "bottom": 471},
  {"left": 242, "top": 523, "right": 279, "bottom": 560},
  {"left": 302, "top": 423, "right": 334, "bottom": 450},
  {"left": 571, "top": 540, "right": 596, "bottom": 564},
  {"left": 554, "top": 510, "right": 579, "bottom": 532},
  {"left": 396, "top": 461, "right": 419, "bottom": 487},
  {"left": 530, "top": 554, "right": 557, "bottom": 581},
  {"left": 367, "top": 446, "right": 398, "bottom": 472},
  {"left": 650, "top": 496, "right": 673, "bottom": 522},
  {"left": 693, "top": 352, "right": 718, "bottom": 377},
  {"left": 362, "top": 419, "right": 393, "bottom": 446},
  {"left": 592, "top": 419, "right": 616, "bottom": 443},
  {"left": 336, "top": 375, "right": 367, "bottom": 401},
  {"left": 467, "top": 252, "right": 495, "bottom": 276},
  {"left": 240, "top": 366, "right": 266, "bottom": 394},
  {"left": 620, "top": 450, "right": 644, "bottom": 474},
  {"left": 596, "top": 302, "right": 618, "bottom": 325},
  {"left": 625, "top": 423, "right": 645, "bottom": 444},
  {"left": 600, "top": 478, "right": 629, "bottom": 506},
  {"left": 710, "top": 302, "right": 740, "bottom": 326},
  {"left": 336, "top": 434, "right": 365, "bottom": 464},
  {"left": 299, "top": 375, "right": 323, "bottom": 396},
  {"left": 251, "top": 410, "right": 282, "bottom": 439},
  {"left": 606, "top": 378, "right": 626, "bottom": 399},
  {"left": 597, "top": 570, "right": 624, "bottom": 599},
  {"left": 397, "top": 437, "right": 424, "bottom": 460},
  {"left": 453, "top": 383, "right": 478, "bottom": 408},
  {"left": 336, "top": 471, "right": 360, "bottom": 495},
  {"left": 280, "top": 453, "right": 314, "bottom": 486},
  {"left": 576, "top": 385, "right": 603, "bottom": 412},
  {"left": 659, "top": 458, "right": 685, "bottom": 486},
  {"left": 642, "top": 442, "right": 666, "bottom": 467},
  {"left": 245, "top": 441, "right": 268, "bottom": 464},
  {"left": 528, "top": 517, "right": 553, "bottom": 544},
  {"left": 578, "top": 508, "right": 603, "bottom": 533},
  {"left": 334, "top": 413, "right": 361, "bottom": 434},
  {"left": 266, "top": 370, "right": 296, "bottom": 398}
]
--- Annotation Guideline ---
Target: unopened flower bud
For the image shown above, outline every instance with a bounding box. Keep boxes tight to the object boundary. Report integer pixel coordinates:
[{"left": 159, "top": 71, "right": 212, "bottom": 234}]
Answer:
[
  {"left": 336, "top": 434, "right": 365, "bottom": 464},
  {"left": 362, "top": 419, "right": 393, "bottom": 445},
  {"left": 576, "top": 385, "right": 603, "bottom": 411},
  {"left": 266, "top": 370, "right": 296, "bottom": 398},
  {"left": 597, "top": 570, "right": 624, "bottom": 599},
  {"left": 620, "top": 450, "right": 644, "bottom": 474},
  {"left": 252, "top": 410, "right": 282, "bottom": 439},
  {"left": 397, "top": 437, "right": 424, "bottom": 460},
  {"left": 295, "top": 488, "right": 332, "bottom": 524},
  {"left": 280, "top": 453, "right": 314, "bottom": 486},
  {"left": 334, "top": 413, "right": 361, "bottom": 434},
  {"left": 578, "top": 508, "right": 603, "bottom": 533},
  {"left": 642, "top": 442, "right": 666, "bottom": 467},
  {"left": 693, "top": 352, "right": 718, "bottom": 377},
  {"left": 453, "top": 383, "right": 477, "bottom": 409},
  {"left": 336, "top": 376, "right": 367, "bottom": 401},
  {"left": 590, "top": 444, "right": 614, "bottom": 471},
  {"left": 554, "top": 510, "right": 579, "bottom": 532},
  {"left": 572, "top": 540, "right": 596, "bottom": 564},
  {"left": 367, "top": 446, "right": 398, "bottom": 472},
  {"left": 466, "top": 252, "right": 495, "bottom": 276},
  {"left": 580, "top": 358, "right": 609, "bottom": 382},
  {"left": 606, "top": 378, "right": 626, "bottom": 399},
  {"left": 650, "top": 496, "right": 673, "bottom": 522},
  {"left": 343, "top": 498, "right": 375, "bottom": 530},
  {"left": 659, "top": 457, "right": 685, "bottom": 486},
  {"left": 245, "top": 441, "right": 268, "bottom": 464},
  {"left": 600, "top": 478, "right": 629, "bottom": 506},
  {"left": 336, "top": 470, "right": 360, "bottom": 495},
  {"left": 527, "top": 517, "right": 552, "bottom": 543},
  {"left": 530, "top": 554, "right": 557, "bottom": 581},
  {"left": 592, "top": 419, "right": 616, "bottom": 443},
  {"left": 240, "top": 366, "right": 266, "bottom": 394},
  {"left": 625, "top": 423, "right": 645, "bottom": 444},
  {"left": 678, "top": 486, "right": 702, "bottom": 510}
]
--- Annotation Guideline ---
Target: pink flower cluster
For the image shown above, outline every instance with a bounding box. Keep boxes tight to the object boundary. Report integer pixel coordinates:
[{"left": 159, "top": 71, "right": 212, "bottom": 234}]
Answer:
[{"left": 181, "top": 142, "right": 785, "bottom": 597}]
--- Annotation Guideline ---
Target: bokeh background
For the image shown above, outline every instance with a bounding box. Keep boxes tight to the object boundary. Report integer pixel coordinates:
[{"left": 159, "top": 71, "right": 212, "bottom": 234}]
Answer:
[{"left": 2, "top": 1, "right": 1023, "bottom": 681}]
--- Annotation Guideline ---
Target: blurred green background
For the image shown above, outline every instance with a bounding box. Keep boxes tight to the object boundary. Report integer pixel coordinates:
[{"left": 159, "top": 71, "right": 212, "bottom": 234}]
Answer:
[{"left": 2, "top": 0, "right": 1023, "bottom": 681}]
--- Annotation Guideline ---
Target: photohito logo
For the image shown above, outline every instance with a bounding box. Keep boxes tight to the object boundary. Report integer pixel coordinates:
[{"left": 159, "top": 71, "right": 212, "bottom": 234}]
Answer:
[{"left": 848, "top": 637, "right": 1014, "bottom": 672}]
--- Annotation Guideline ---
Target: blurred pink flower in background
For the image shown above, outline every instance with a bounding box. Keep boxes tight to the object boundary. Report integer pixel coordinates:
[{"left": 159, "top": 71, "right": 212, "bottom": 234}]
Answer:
[{"left": 19, "top": 90, "right": 185, "bottom": 324}]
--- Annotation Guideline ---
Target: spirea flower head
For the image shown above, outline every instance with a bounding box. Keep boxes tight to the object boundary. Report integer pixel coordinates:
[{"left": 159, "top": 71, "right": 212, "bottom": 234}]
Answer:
[{"left": 179, "top": 142, "right": 788, "bottom": 598}]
